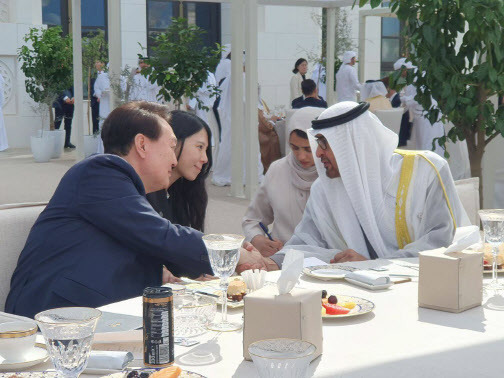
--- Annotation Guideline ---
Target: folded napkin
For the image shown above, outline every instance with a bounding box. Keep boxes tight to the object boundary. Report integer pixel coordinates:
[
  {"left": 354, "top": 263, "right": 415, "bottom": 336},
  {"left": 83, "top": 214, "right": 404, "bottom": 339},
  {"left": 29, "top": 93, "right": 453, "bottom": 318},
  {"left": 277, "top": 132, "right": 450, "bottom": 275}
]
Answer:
[
  {"left": 86, "top": 350, "right": 134, "bottom": 371},
  {"left": 345, "top": 271, "right": 390, "bottom": 286}
]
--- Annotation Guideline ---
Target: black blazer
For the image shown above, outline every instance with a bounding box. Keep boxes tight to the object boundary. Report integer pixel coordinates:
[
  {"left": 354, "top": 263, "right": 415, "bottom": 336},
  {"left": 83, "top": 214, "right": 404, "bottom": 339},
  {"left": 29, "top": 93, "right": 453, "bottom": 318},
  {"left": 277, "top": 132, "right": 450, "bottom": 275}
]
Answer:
[
  {"left": 6, "top": 154, "right": 212, "bottom": 318},
  {"left": 291, "top": 96, "right": 328, "bottom": 109}
]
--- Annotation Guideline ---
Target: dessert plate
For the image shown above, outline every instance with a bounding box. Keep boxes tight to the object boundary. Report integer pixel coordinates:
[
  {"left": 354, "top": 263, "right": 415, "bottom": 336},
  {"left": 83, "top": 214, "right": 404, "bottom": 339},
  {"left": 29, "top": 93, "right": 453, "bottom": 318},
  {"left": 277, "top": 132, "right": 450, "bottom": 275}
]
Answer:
[
  {"left": 105, "top": 368, "right": 206, "bottom": 378},
  {"left": 303, "top": 264, "right": 357, "bottom": 280},
  {"left": 185, "top": 281, "right": 244, "bottom": 309},
  {"left": 322, "top": 295, "right": 375, "bottom": 319},
  {"left": 0, "top": 343, "right": 49, "bottom": 371}
]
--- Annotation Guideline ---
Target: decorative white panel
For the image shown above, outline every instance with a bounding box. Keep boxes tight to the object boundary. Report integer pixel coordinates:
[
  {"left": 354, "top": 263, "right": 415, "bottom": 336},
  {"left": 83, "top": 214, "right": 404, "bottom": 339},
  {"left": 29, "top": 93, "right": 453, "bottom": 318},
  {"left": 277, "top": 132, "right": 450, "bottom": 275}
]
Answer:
[
  {"left": 0, "top": 0, "right": 8, "bottom": 23},
  {"left": 0, "top": 59, "right": 13, "bottom": 107}
]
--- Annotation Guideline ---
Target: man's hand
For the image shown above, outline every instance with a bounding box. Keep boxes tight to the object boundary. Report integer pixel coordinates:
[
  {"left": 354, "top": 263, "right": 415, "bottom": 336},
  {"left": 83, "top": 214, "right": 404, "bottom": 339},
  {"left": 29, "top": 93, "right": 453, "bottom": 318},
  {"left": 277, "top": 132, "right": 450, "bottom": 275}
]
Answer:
[
  {"left": 236, "top": 244, "right": 268, "bottom": 273},
  {"left": 330, "top": 249, "right": 367, "bottom": 263},
  {"left": 251, "top": 235, "right": 283, "bottom": 257},
  {"left": 162, "top": 266, "right": 182, "bottom": 284}
]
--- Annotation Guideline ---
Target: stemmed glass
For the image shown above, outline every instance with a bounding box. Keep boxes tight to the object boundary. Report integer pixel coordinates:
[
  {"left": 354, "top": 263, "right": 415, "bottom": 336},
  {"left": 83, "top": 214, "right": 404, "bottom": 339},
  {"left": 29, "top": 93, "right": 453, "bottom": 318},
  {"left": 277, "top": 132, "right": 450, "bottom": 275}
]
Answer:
[
  {"left": 35, "top": 307, "right": 101, "bottom": 378},
  {"left": 203, "top": 234, "right": 244, "bottom": 332},
  {"left": 479, "top": 209, "right": 504, "bottom": 291}
]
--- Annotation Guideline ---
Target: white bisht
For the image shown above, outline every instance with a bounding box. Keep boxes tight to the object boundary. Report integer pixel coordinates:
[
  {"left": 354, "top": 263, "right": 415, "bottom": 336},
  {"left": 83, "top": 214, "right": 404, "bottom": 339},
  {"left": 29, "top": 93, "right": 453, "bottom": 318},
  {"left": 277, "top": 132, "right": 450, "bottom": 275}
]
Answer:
[
  {"left": 336, "top": 51, "right": 360, "bottom": 102},
  {"left": 0, "top": 73, "right": 8, "bottom": 151},
  {"left": 277, "top": 101, "right": 470, "bottom": 263}
]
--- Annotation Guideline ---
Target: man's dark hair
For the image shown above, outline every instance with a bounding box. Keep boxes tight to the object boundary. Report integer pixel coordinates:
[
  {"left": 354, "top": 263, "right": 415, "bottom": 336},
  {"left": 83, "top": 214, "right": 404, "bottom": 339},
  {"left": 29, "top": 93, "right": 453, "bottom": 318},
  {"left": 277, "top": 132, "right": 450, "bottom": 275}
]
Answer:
[
  {"left": 292, "top": 129, "right": 308, "bottom": 139},
  {"left": 301, "top": 79, "right": 317, "bottom": 96},
  {"left": 101, "top": 101, "right": 169, "bottom": 156}
]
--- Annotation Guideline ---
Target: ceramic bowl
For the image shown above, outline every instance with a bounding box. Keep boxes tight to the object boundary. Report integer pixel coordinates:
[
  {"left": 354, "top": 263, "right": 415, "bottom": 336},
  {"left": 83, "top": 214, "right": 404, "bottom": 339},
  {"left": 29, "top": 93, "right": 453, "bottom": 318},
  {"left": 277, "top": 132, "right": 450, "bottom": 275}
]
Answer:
[{"left": 0, "top": 321, "right": 38, "bottom": 361}]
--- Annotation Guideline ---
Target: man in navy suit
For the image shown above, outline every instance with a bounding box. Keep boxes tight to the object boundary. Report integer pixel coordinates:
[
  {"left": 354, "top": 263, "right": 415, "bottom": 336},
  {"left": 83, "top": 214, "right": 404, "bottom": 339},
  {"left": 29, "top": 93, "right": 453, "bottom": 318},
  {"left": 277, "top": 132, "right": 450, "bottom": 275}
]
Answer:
[
  {"left": 6, "top": 102, "right": 215, "bottom": 318},
  {"left": 53, "top": 87, "right": 76, "bottom": 149},
  {"left": 291, "top": 79, "right": 328, "bottom": 109}
]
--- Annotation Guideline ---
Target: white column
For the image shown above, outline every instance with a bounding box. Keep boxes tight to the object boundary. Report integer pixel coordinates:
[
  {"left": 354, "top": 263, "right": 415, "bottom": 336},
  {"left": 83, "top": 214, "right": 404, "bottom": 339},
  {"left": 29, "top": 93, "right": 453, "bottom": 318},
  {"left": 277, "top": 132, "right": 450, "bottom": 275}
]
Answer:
[
  {"left": 108, "top": 0, "right": 122, "bottom": 111},
  {"left": 244, "top": 0, "right": 259, "bottom": 199},
  {"left": 230, "top": 0, "right": 245, "bottom": 198},
  {"left": 325, "top": 7, "right": 336, "bottom": 106},
  {"left": 71, "top": 0, "right": 84, "bottom": 161},
  {"left": 358, "top": 13, "right": 366, "bottom": 84}
]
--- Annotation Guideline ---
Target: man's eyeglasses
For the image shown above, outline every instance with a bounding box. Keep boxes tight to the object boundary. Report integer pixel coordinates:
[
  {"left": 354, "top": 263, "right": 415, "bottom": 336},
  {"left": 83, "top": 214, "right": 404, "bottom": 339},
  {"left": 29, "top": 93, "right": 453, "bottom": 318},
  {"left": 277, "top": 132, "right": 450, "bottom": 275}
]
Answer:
[{"left": 316, "top": 137, "right": 328, "bottom": 150}]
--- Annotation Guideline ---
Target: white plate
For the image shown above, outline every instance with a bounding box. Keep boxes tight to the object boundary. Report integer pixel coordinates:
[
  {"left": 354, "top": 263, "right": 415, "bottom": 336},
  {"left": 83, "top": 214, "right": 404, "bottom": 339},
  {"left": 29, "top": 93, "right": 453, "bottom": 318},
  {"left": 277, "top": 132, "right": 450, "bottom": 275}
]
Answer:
[
  {"left": 303, "top": 264, "right": 357, "bottom": 280},
  {"left": 322, "top": 295, "right": 375, "bottom": 318},
  {"left": 0, "top": 344, "right": 49, "bottom": 371},
  {"left": 344, "top": 277, "right": 393, "bottom": 290}
]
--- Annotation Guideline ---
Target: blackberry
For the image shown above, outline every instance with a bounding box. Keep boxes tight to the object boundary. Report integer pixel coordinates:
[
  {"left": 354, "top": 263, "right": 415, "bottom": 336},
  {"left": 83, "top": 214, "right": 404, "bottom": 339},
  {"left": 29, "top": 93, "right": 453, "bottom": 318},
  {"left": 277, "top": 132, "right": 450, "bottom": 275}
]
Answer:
[
  {"left": 321, "top": 290, "right": 327, "bottom": 299},
  {"left": 328, "top": 295, "right": 337, "bottom": 304}
]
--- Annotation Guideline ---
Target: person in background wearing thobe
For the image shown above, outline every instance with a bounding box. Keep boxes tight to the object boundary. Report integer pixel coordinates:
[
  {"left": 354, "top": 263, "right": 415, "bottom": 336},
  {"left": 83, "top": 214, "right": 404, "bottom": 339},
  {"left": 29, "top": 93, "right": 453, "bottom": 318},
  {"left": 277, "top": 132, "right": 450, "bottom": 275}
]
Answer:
[
  {"left": 242, "top": 107, "right": 323, "bottom": 256},
  {"left": 0, "top": 73, "right": 8, "bottom": 151},
  {"left": 211, "top": 64, "right": 264, "bottom": 187},
  {"left": 290, "top": 58, "right": 308, "bottom": 103},
  {"left": 236, "top": 102, "right": 470, "bottom": 271},
  {"left": 93, "top": 68, "right": 111, "bottom": 154},
  {"left": 311, "top": 61, "right": 327, "bottom": 100},
  {"left": 360, "top": 80, "right": 392, "bottom": 113},
  {"left": 213, "top": 44, "right": 232, "bottom": 141},
  {"left": 130, "top": 58, "right": 161, "bottom": 103},
  {"left": 336, "top": 51, "right": 361, "bottom": 102},
  {"left": 186, "top": 71, "right": 217, "bottom": 127},
  {"left": 382, "top": 71, "right": 412, "bottom": 147}
]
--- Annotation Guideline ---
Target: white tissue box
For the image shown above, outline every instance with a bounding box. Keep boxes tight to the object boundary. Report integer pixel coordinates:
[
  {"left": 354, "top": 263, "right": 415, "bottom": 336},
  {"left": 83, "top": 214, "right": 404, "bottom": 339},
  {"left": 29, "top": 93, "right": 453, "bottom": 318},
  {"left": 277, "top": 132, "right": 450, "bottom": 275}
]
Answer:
[
  {"left": 418, "top": 248, "right": 483, "bottom": 313},
  {"left": 242, "top": 285, "right": 323, "bottom": 361}
]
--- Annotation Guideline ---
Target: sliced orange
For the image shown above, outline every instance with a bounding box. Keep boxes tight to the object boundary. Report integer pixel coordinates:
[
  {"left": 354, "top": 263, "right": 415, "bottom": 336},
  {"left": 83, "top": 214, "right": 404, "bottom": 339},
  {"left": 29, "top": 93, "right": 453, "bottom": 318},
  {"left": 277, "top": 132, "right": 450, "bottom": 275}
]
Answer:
[{"left": 149, "top": 366, "right": 183, "bottom": 378}]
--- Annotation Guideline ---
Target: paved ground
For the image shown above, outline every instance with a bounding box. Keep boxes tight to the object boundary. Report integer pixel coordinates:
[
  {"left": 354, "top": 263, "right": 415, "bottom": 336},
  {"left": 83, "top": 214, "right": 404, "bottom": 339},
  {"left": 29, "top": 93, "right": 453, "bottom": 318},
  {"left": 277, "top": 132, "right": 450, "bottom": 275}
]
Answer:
[{"left": 0, "top": 148, "right": 250, "bottom": 234}]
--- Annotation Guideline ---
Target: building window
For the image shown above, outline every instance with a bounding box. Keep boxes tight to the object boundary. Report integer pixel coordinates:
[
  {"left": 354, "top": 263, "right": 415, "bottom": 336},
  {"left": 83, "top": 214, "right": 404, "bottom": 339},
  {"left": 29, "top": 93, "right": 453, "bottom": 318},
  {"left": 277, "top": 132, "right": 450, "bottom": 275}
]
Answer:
[
  {"left": 380, "top": 17, "right": 402, "bottom": 77},
  {"left": 146, "top": 1, "right": 221, "bottom": 57},
  {"left": 42, "top": 0, "right": 107, "bottom": 38}
]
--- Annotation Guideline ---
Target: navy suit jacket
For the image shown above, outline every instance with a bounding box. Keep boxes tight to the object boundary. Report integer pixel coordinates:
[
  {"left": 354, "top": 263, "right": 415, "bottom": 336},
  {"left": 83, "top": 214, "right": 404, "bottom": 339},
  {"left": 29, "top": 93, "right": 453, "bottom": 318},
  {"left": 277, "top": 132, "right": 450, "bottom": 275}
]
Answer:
[
  {"left": 6, "top": 154, "right": 212, "bottom": 318},
  {"left": 291, "top": 96, "right": 328, "bottom": 109}
]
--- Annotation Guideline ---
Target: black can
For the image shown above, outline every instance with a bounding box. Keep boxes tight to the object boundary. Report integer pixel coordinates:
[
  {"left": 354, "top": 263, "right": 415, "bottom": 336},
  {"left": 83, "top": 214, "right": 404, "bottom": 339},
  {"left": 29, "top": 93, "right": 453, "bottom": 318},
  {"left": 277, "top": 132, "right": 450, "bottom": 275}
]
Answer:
[{"left": 143, "top": 287, "right": 174, "bottom": 367}]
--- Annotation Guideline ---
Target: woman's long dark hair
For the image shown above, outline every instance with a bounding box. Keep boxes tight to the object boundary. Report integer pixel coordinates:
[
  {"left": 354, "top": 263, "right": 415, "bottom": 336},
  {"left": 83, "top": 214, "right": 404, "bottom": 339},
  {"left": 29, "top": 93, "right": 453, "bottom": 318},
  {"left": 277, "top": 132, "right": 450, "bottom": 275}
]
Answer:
[
  {"left": 292, "top": 58, "right": 307, "bottom": 74},
  {"left": 167, "top": 110, "right": 212, "bottom": 232}
]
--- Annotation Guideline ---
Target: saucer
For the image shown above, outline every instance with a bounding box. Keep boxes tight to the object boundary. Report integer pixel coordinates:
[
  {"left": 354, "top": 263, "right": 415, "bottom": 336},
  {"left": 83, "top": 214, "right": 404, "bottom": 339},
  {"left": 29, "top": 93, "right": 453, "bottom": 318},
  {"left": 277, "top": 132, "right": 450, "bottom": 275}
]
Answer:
[{"left": 0, "top": 343, "right": 49, "bottom": 371}]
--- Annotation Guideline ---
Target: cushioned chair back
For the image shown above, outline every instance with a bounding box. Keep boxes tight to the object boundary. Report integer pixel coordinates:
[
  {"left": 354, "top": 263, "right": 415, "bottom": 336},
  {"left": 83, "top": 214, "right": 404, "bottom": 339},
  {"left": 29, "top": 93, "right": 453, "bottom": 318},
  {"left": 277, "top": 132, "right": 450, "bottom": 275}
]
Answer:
[
  {"left": 0, "top": 203, "right": 46, "bottom": 311},
  {"left": 454, "top": 178, "right": 480, "bottom": 226},
  {"left": 375, "top": 108, "right": 404, "bottom": 135}
]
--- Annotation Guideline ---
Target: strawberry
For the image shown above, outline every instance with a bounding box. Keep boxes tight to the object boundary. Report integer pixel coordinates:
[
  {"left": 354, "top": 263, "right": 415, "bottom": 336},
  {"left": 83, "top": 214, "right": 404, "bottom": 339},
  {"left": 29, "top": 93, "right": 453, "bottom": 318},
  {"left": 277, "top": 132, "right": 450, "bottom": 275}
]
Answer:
[{"left": 322, "top": 302, "right": 350, "bottom": 315}]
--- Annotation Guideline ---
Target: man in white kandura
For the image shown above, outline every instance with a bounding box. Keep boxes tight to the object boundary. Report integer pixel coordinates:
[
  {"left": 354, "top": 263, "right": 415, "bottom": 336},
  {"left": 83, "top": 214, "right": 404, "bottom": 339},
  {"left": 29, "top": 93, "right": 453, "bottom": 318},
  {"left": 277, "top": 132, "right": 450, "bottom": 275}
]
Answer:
[
  {"left": 237, "top": 101, "right": 470, "bottom": 271},
  {"left": 0, "top": 72, "right": 8, "bottom": 151},
  {"left": 311, "top": 62, "right": 327, "bottom": 100},
  {"left": 130, "top": 59, "right": 161, "bottom": 103},
  {"left": 335, "top": 51, "right": 361, "bottom": 103}
]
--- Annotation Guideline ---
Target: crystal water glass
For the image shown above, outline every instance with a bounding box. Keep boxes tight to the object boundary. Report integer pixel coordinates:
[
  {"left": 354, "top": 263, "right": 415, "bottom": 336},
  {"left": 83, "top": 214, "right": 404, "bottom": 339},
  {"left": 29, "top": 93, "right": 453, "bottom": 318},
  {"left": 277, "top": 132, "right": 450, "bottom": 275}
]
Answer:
[
  {"left": 203, "top": 234, "right": 244, "bottom": 332},
  {"left": 35, "top": 307, "right": 101, "bottom": 378},
  {"left": 248, "top": 338, "right": 316, "bottom": 378},
  {"left": 479, "top": 209, "right": 504, "bottom": 291}
]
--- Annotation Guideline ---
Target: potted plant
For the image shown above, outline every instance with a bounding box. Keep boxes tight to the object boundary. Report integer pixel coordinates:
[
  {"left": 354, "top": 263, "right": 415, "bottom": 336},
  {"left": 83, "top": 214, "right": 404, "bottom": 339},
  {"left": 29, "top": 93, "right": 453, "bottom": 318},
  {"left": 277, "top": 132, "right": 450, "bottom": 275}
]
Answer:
[
  {"left": 18, "top": 26, "right": 73, "bottom": 161},
  {"left": 139, "top": 18, "right": 221, "bottom": 110}
]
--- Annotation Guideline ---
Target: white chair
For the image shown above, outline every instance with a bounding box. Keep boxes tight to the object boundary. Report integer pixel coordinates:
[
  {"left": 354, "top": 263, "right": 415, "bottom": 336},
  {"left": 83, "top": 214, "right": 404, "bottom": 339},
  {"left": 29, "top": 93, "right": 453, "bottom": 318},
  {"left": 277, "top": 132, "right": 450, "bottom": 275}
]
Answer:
[
  {"left": 0, "top": 203, "right": 46, "bottom": 311},
  {"left": 454, "top": 177, "right": 480, "bottom": 226},
  {"left": 375, "top": 108, "right": 404, "bottom": 135}
]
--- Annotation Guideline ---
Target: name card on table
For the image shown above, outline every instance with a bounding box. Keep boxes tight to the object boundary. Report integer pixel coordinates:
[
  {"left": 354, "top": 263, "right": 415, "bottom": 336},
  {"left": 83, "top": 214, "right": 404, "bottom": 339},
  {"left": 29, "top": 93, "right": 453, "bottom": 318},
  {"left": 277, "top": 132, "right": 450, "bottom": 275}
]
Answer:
[
  {"left": 242, "top": 285, "right": 323, "bottom": 361},
  {"left": 418, "top": 248, "right": 483, "bottom": 313}
]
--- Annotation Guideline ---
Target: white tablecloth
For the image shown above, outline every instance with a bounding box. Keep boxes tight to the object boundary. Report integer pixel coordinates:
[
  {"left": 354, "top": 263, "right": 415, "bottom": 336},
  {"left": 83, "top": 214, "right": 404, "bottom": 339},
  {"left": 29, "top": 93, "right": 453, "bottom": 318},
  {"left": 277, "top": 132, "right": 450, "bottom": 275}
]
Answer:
[{"left": 25, "top": 262, "right": 504, "bottom": 377}]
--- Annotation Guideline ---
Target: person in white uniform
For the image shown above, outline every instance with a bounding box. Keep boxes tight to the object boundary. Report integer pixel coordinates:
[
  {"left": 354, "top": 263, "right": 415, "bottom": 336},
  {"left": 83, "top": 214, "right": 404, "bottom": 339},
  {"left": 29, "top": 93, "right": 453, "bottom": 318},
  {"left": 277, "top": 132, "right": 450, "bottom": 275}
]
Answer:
[
  {"left": 336, "top": 51, "right": 361, "bottom": 102},
  {"left": 242, "top": 107, "right": 323, "bottom": 256},
  {"left": 311, "top": 62, "right": 327, "bottom": 100},
  {"left": 0, "top": 73, "right": 8, "bottom": 151},
  {"left": 396, "top": 59, "right": 470, "bottom": 179},
  {"left": 93, "top": 69, "right": 111, "bottom": 154},
  {"left": 130, "top": 59, "right": 161, "bottom": 103},
  {"left": 211, "top": 69, "right": 264, "bottom": 187},
  {"left": 215, "top": 44, "right": 231, "bottom": 86},
  {"left": 236, "top": 101, "right": 470, "bottom": 270},
  {"left": 187, "top": 71, "right": 217, "bottom": 125}
]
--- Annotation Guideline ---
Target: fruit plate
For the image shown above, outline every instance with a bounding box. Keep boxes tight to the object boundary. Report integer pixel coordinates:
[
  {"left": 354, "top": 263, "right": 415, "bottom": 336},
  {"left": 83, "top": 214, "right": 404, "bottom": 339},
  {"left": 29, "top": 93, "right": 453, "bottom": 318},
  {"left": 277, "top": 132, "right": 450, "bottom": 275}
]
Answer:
[
  {"left": 104, "top": 367, "right": 206, "bottom": 378},
  {"left": 322, "top": 295, "right": 375, "bottom": 319},
  {"left": 483, "top": 267, "right": 504, "bottom": 274},
  {"left": 303, "top": 264, "right": 357, "bottom": 280}
]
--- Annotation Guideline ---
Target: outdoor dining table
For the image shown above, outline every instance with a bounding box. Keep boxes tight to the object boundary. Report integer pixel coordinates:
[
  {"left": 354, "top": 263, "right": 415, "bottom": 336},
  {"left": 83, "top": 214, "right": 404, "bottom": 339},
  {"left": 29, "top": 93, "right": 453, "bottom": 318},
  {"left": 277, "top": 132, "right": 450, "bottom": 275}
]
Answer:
[{"left": 22, "top": 259, "right": 504, "bottom": 377}]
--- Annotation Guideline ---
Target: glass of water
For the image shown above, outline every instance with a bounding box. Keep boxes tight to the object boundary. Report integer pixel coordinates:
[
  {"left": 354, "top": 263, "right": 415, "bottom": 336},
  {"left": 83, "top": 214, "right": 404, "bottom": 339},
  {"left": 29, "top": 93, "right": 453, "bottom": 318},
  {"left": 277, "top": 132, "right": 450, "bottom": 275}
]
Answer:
[
  {"left": 203, "top": 234, "right": 244, "bottom": 332},
  {"left": 35, "top": 307, "right": 101, "bottom": 378},
  {"left": 479, "top": 209, "right": 504, "bottom": 291}
]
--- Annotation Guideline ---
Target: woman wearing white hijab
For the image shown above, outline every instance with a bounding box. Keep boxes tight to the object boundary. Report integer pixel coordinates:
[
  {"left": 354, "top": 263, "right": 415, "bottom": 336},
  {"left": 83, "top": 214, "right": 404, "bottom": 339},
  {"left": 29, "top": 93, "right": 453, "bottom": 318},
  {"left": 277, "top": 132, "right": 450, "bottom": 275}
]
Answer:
[
  {"left": 336, "top": 51, "right": 361, "bottom": 102},
  {"left": 242, "top": 107, "right": 323, "bottom": 256}
]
